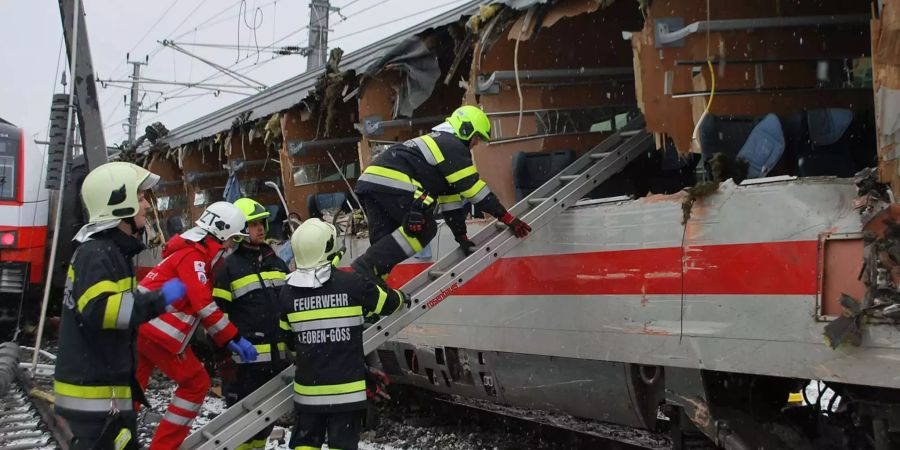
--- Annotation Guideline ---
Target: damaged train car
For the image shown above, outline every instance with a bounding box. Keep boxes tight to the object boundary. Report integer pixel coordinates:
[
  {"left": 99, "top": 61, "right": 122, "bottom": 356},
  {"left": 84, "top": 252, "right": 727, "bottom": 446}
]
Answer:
[{"left": 128, "top": 0, "right": 900, "bottom": 448}]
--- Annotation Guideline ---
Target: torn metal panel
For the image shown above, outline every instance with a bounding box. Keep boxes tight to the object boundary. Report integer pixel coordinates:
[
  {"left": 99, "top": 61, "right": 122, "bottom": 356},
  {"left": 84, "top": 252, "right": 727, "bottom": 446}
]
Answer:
[
  {"left": 361, "top": 37, "right": 441, "bottom": 118},
  {"left": 505, "top": 0, "right": 613, "bottom": 41}
]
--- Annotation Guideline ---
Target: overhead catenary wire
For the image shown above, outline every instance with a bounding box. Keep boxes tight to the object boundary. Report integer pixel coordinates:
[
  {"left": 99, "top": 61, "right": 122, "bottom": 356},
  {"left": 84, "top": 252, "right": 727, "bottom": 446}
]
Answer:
[
  {"left": 110, "top": 0, "right": 429, "bottom": 143},
  {"left": 104, "top": 0, "right": 334, "bottom": 139},
  {"left": 330, "top": 0, "right": 464, "bottom": 43},
  {"left": 102, "top": 0, "right": 180, "bottom": 91}
]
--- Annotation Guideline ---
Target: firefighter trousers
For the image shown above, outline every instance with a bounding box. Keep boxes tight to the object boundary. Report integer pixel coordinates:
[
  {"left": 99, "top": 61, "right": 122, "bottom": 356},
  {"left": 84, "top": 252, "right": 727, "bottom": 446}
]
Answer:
[
  {"left": 135, "top": 335, "right": 210, "bottom": 450},
  {"left": 288, "top": 410, "right": 363, "bottom": 450},
  {"left": 67, "top": 412, "right": 138, "bottom": 450},
  {"left": 222, "top": 362, "right": 286, "bottom": 450},
  {"left": 353, "top": 192, "right": 437, "bottom": 282}
]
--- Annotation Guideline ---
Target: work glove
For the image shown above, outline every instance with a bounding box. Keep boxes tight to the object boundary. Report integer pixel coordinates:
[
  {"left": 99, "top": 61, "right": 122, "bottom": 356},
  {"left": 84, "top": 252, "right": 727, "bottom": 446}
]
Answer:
[
  {"left": 160, "top": 279, "right": 186, "bottom": 306},
  {"left": 227, "top": 337, "right": 258, "bottom": 363},
  {"left": 500, "top": 213, "right": 532, "bottom": 238},
  {"left": 455, "top": 234, "right": 477, "bottom": 256},
  {"left": 403, "top": 192, "right": 432, "bottom": 234},
  {"left": 365, "top": 366, "right": 391, "bottom": 403},
  {"left": 398, "top": 289, "right": 411, "bottom": 308}
]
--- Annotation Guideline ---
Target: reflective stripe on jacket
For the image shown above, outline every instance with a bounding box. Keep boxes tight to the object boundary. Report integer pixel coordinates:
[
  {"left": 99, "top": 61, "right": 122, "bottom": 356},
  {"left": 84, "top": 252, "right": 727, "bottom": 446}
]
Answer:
[
  {"left": 355, "top": 131, "right": 507, "bottom": 223},
  {"left": 139, "top": 234, "right": 237, "bottom": 353},
  {"left": 55, "top": 228, "right": 167, "bottom": 420},
  {"left": 214, "top": 243, "right": 290, "bottom": 364}
]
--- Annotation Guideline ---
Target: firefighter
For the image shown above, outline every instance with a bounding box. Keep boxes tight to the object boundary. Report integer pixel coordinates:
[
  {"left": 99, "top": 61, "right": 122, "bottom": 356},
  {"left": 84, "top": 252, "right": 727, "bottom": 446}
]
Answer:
[
  {"left": 280, "top": 218, "right": 405, "bottom": 450},
  {"left": 352, "top": 105, "right": 532, "bottom": 285},
  {"left": 135, "top": 201, "right": 258, "bottom": 450},
  {"left": 212, "top": 197, "right": 290, "bottom": 450},
  {"left": 55, "top": 162, "right": 187, "bottom": 450}
]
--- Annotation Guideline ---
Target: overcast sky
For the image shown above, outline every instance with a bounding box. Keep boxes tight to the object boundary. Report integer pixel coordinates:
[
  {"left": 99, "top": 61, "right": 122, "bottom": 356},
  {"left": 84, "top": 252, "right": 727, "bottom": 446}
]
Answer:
[{"left": 1, "top": 0, "right": 465, "bottom": 146}]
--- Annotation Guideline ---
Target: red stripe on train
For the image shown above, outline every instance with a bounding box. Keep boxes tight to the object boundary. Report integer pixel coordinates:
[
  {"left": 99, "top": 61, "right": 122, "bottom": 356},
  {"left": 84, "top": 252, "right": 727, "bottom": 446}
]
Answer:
[{"left": 386, "top": 241, "right": 819, "bottom": 296}]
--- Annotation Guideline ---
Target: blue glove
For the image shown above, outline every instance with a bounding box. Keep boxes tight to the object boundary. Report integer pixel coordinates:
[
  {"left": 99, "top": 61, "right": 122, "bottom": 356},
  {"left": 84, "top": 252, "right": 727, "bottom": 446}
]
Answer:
[
  {"left": 227, "top": 337, "right": 258, "bottom": 363},
  {"left": 160, "top": 279, "right": 186, "bottom": 306}
]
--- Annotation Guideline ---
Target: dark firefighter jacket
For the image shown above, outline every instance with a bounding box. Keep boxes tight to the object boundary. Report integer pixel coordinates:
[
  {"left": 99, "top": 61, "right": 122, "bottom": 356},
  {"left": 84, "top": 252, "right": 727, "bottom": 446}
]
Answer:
[
  {"left": 355, "top": 130, "right": 509, "bottom": 237},
  {"left": 55, "top": 228, "right": 167, "bottom": 420},
  {"left": 279, "top": 267, "right": 402, "bottom": 413},
  {"left": 213, "top": 242, "right": 290, "bottom": 364}
]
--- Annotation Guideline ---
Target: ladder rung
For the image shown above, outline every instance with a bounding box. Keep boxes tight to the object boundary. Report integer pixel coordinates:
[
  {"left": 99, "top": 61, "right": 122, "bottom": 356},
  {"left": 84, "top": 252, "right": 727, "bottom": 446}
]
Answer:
[
  {"left": 495, "top": 221, "right": 508, "bottom": 230},
  {"left": 559, "top": 174, "right": 579, "bottom": 182},
  {"left": 428, "top": 270, "right": 445, "bottom": 279},
  {"left": 527, "top": 197, "right": 547, "bottom": 205},
  {"left": 202, "top": 430, "right": 215, "bottom": 440},
  {"left": 620, "top": 129, "right": 640, "bottom": 137},
  {"left": 590, "top": 152, "right": 610, "bottom": 160}
]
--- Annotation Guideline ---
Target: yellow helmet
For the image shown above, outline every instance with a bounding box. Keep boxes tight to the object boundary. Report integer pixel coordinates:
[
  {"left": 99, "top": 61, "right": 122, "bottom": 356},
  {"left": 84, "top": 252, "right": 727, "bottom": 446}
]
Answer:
[
  {"left": 446, "top": 105, "right": 491, "bottom": 142},
  {"left": 234, "top": 197, "right": 270, "bottom": 233},
  {"left": 291, "top": 218, "right": 337, "bottom": 269},
  {"left": 80, "top": 162, "right": 160, "bottom": 224}
]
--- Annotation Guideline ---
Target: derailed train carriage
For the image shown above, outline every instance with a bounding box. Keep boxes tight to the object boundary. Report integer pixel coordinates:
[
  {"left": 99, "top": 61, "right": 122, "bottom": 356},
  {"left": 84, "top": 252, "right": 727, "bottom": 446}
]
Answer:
[{"left": 132, "top": 0, "right": 900, "bottom": 447}]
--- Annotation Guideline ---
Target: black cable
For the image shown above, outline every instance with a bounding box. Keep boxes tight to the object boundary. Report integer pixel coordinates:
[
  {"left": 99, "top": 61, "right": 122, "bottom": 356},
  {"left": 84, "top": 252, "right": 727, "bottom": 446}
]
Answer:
[{"left": 331, "top": 0, "right": 465, "bottom": 42}]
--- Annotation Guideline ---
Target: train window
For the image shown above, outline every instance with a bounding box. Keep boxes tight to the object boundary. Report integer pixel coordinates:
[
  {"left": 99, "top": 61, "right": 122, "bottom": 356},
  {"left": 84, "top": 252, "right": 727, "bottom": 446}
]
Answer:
[
  {"left": 0, "top": 137, "right": 18, "bottom": 201},
  {"left": 157, "top": 195, "right": 187, "bottom": 212},
  {"left": 193, "top": 188, "right": 224, "bottom": 206},
  {"left": 292, "top": 161, "right": 359, "bottom": 186}
]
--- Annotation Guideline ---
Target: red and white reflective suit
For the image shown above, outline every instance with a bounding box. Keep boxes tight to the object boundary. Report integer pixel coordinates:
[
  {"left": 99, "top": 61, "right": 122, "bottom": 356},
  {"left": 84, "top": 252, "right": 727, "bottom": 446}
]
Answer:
[{"left": 136, "top": 233, "right": 238, "bottom": 450}]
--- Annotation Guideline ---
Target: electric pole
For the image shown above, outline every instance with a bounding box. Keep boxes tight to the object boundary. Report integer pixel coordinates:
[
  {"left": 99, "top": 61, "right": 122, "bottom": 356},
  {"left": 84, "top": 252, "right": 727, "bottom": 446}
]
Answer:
[
  {"left": 306, "top": 0, "right": 335, "bottom": 71},
  {"left": 126, "top": 55, "right": 148, "bottom": 145}
]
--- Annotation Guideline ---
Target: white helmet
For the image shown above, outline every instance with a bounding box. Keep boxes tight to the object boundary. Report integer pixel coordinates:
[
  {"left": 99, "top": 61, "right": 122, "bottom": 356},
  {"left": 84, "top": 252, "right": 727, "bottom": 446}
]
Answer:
[
  {"left": 184, "top": 201, "right": 248, "bottom": 242},
  {"left": 81, "top": 162, "right": 160, "bottom": 224},
  {"left": 291, "top": 218, "right": 337, "bottom": 269}
]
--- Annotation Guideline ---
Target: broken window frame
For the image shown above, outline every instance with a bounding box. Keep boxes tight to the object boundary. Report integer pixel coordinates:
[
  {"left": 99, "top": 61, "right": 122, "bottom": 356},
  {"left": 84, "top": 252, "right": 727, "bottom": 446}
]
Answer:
[
  {"left": 193, "top": 187, "right": 225, "bottom": 206},
  {"left": 156, "top": 194, "right": 188, "bottom": 212},
  {"left": 488, "top": 106, "right": 640, "bottom": 143},
  {"left": 292, "top": 161, "right": 359, "bottom": 187}
]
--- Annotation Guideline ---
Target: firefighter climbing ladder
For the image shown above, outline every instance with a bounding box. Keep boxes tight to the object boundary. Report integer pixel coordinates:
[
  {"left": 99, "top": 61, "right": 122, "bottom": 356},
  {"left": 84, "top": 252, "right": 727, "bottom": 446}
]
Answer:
[{"left": 181, "top": 118, "right": 654, "bottom": 450}]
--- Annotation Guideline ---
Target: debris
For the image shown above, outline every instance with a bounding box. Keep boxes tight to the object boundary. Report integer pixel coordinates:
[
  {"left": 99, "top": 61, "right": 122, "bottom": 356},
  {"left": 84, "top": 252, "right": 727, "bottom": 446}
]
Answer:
[
  {"left": 681, "top": 181, "right": 718, "bottom": 225},
  {"left": 264, "top": 112, "right": 282, "bottom": 148},
  {"left": 823, "top": 294, "right": 864, "bottom": 349},
  {"left": 681, "top": 153, "right": 748, "bottom": 224}
]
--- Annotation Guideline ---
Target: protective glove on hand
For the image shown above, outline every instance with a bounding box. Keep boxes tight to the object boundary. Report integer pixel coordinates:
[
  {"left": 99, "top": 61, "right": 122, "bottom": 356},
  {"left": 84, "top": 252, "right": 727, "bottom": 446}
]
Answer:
[
  {"left": 227, "top": 337, "right": 258, "bottom": 363},
  {"left": 403, "top": 192, "right": 431, "bottom": 234},
  {"left": 455, "top": 234, "right": 477, "bottom": 256},
  {"left": 160, "top": 279, "right": 186, "bottom": 306},
  {"left": 399, "top": 289, "right": 411, "bottom": 308},
  {"left": 500, "top": 213, "right": 532, "bottom": 238}
]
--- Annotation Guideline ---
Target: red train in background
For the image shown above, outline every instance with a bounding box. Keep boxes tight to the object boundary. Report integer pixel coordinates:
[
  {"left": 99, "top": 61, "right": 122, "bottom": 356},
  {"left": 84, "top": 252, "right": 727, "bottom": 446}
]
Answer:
[{"left": 0, "top": 118, "right": 50, "bottom": 329}]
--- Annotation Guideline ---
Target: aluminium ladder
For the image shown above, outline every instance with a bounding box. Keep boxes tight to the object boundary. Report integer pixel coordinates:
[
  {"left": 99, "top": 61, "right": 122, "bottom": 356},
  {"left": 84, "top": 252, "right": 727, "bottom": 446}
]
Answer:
[{"left": 180, "top": 119, "right": 654, "bottom": 450}]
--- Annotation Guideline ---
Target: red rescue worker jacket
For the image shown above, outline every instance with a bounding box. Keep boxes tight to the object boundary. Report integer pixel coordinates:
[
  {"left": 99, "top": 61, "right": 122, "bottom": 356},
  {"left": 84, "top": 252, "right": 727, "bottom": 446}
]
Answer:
[{"left": 138, "top": 234, "right": 238, "bottom": 353}]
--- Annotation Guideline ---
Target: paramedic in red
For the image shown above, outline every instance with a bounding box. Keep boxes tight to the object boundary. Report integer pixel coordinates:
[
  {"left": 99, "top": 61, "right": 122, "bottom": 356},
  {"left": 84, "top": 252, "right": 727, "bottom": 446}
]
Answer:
[{"left": 135, "top": 201, "right": 259, "bottom": 449}]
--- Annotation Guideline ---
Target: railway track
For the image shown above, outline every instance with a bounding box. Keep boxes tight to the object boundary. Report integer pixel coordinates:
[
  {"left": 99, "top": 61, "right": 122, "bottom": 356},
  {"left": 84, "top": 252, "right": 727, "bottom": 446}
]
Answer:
[{"left": 0, "top": 344, "right": 62, "bottom": 450}]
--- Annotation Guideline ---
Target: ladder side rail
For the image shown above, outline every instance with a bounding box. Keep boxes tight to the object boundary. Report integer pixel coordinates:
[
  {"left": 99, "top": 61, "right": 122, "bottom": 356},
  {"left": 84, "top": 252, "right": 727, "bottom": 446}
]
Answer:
[
  {"left": 362, "top": 131, "right": 653, "bottom": 352},
  {"left": 180, "top": 367, "right": 294, "bottom": 448},
  {"left": 191, "top": 385, "right": 295, "bottom": 450}
]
